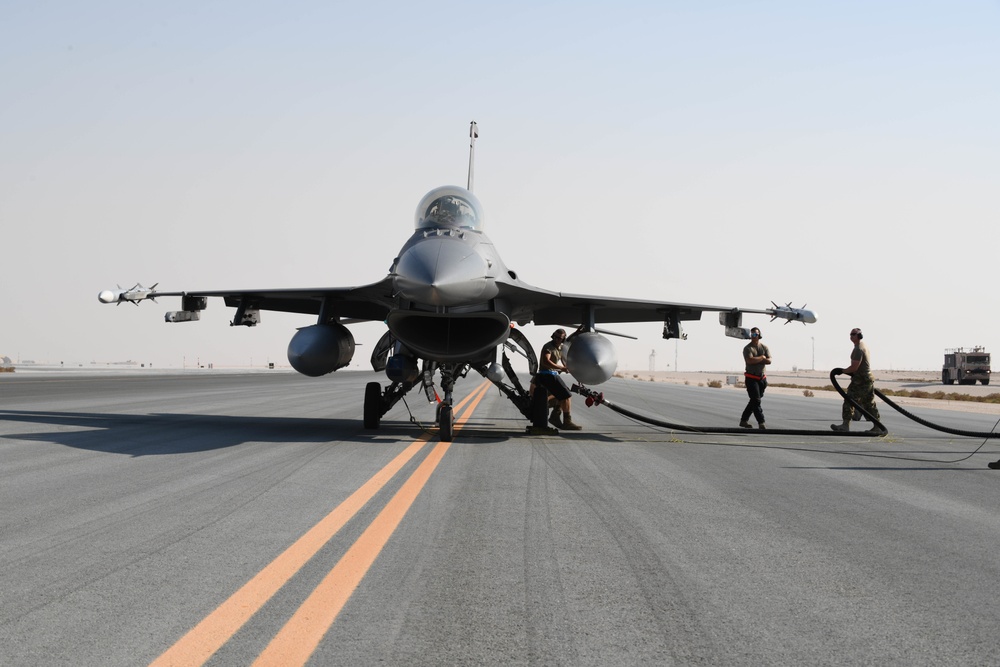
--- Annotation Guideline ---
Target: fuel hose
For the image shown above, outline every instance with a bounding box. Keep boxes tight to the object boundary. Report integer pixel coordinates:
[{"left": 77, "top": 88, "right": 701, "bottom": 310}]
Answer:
[{"left": 571, "top": 369, "right": 999, "bottom": 439}]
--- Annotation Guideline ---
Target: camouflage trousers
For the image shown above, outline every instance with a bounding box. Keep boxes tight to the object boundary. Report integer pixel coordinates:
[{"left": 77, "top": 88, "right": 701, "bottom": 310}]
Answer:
[{"left": 842, "top": 375, "right": 880, "bottom": 422}]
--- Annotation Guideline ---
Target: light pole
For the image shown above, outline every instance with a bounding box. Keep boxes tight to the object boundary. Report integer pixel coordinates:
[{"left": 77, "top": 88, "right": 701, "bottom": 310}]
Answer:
[{"left": 811, "top": 337, "right": 815, "bottom": 371}]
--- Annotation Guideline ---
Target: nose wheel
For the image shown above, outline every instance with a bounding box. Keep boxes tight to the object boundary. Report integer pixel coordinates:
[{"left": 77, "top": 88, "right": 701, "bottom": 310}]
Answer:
[
  {"left": 433, "top": 363, "right": 461, "bottom": 441},
  {"left": 437, "top": 403, "right": 454, "bottom": 441}
]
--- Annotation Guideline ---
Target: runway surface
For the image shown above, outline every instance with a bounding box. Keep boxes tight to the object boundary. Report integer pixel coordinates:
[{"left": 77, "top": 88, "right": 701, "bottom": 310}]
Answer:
[{"left": 2, "top": 370, "right": 1000, "bottom": 666}]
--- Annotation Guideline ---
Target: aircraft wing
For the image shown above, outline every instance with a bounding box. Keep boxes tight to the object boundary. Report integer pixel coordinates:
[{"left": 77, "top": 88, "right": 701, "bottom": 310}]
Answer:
[
  {"left": 498, "top": 282, "right": 814, "bottom": 330},
  {"left": 100, "top": 278, "right": 396, "bottom": 323},
  {"left": 101, "top": 276, "right": 813, "bottom": 331}
]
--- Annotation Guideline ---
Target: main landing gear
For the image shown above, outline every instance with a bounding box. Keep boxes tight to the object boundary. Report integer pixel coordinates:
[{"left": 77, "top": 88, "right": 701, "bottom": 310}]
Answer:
[
  {"left": 363, "top": 377, "right": 421, "bottom": 430},
  {"left": 363, "top": 362, "right": 465, "bottom": 442},
  {"left": 363, "top": 327, "right": 540, "bottom": 441},
  {"left": 364, "top": 381, "right": 382, "bottom": 429}
]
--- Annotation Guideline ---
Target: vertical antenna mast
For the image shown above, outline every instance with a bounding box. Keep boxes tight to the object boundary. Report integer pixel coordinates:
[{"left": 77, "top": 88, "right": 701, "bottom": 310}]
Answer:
[{"left": 467, "top": 120, "right": 478, "bottom": 191}]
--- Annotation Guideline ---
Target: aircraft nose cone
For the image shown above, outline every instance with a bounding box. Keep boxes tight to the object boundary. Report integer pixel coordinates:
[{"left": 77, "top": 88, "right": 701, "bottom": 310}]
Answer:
[{"left": 394, "top": 236, "right": 495, "bottom": 306}]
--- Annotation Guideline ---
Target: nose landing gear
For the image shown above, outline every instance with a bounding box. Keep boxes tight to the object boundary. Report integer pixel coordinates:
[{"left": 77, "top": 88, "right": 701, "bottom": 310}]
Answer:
[
  {"left": 435, "top": 364, "right": 461, "bottom": 441},
  {"left": 437, "top": 403, "right": 454, "bottom": 441}
]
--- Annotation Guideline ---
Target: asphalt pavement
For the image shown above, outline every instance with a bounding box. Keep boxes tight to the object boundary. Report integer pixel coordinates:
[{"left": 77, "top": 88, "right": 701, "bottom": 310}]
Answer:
[{"left": 2, "top": 370, "right": 999, "bottom": 666}]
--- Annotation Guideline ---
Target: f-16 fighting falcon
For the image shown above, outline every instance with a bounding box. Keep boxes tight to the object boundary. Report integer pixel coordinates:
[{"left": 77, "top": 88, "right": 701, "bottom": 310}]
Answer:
[{"left": 99, "top": 122, "right": 816, "bottom": 440}]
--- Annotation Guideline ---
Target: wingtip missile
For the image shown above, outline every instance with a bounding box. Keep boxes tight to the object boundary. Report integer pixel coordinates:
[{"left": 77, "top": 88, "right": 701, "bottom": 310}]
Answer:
[
  {"left": 98, "top": 282, "right": 158, "bottom": 305},
  {"left": 768, "top": 301, "right": 817, "bottom": 324}
]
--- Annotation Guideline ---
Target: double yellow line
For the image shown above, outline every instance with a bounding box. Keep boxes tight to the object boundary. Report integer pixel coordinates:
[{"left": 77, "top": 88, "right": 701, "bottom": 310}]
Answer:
[{"left": 151, "top": 380, "right": 492, "bottom": 667}]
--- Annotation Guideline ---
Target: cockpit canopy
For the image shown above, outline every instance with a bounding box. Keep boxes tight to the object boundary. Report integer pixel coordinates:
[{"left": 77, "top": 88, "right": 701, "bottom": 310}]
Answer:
[{"left": 415, "top": 186, "right": 484, "bottom": 231}]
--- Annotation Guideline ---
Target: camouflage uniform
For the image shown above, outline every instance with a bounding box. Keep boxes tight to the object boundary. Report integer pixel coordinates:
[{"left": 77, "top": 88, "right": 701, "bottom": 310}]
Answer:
[{"left": 842, "top": 340, "right": 880, "bottom": 422}]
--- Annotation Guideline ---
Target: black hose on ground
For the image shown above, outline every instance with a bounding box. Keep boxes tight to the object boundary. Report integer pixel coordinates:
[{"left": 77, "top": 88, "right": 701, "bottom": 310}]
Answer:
[
  {"left": 571, "top": 370, "right": 999, "bottom": 439},
  {"left": 866, "top": 377, "right": 1000, "bottom": 439},
  {"left": 571, "top": 377, "right": 881, "bottom": 437},
  {"left": 828, "top": 369, "right": 888, "bottom": 436}
]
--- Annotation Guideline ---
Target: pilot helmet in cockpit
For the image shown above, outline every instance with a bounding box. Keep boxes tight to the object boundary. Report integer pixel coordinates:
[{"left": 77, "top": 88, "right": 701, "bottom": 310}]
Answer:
[
  {"left": 426, "top": 196, "right": 467, "bottom": 226},
  {"left": 415, "top": 186, "right": 484, "bottom": 231}
]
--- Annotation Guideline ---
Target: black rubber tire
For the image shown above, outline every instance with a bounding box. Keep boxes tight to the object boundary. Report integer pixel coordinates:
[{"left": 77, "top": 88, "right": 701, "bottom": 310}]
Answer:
[
  {"left": 439, "top": 404, "right": 454, "bottom": 441},
  {"left": 529, "top": 387, "right": 549, "bottom": 427},
  {"left": 364, "top": 381, "right": 382, "bottom": 429}
]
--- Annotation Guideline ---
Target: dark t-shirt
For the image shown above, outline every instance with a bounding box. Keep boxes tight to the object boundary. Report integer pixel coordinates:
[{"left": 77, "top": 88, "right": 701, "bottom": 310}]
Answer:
[
  {"left": 540, "top": 340, "right": 563, "bottom": 370},
  {"left": 743, "top": 342, "right": 771, "bottom": 377}
]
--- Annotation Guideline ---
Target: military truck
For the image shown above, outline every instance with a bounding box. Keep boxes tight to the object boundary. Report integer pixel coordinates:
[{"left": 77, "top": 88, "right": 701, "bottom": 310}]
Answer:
[{"left": 942, "top": 347, "right": 990, "bottom": 385}]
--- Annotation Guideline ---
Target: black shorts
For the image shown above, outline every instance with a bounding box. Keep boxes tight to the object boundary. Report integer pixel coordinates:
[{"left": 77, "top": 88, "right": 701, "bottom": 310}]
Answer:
[{"left": 533, "top": 372, "right": 572, "bottom": 401}]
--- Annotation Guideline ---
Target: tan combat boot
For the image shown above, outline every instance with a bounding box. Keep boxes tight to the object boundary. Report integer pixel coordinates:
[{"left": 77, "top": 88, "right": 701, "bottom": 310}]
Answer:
[{"left": 560, "top": 414, "right": 583, "bottom": 430}]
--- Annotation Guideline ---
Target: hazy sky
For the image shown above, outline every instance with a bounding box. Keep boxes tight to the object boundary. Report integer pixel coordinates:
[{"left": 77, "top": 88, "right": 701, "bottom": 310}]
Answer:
[{"left": 2, "top": 1, "right": 998, "bottom": 374}]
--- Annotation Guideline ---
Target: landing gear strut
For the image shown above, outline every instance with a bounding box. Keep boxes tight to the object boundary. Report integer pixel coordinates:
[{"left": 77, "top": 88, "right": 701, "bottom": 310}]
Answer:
[
  {"left": 435, "top": 363, "right": 463, "bottom": 441},
  {"left": 474, "top": 327, "right": 539, "bottom": 421},
  {"left": 362, "top": 376, "right": 421, "bottom": 430}
]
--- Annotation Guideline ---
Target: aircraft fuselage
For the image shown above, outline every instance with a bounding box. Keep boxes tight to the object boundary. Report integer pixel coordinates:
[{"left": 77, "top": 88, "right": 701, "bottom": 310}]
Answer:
[{"left": 387, "top": 185, "right": 514, "bottom": 364}]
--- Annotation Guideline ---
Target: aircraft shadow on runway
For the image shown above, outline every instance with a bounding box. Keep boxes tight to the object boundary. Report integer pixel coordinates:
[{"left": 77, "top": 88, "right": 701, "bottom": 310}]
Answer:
[
  {"left": 0, "top": 410, "right": 455, "bottom": 455},
  {"left": 0, "top": 408, "right": 638, "bottom": 454}
]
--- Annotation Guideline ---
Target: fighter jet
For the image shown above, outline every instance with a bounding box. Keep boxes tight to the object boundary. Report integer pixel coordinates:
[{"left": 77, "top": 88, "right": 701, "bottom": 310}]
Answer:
[{"left": 99, "top": 122, "right": 816, "bottom": 440}]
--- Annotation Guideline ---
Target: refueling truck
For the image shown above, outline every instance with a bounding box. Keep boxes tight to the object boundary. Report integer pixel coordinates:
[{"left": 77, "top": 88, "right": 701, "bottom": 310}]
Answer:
[{"left": 942, "top": 347, "right": 990, "bottom": 385}]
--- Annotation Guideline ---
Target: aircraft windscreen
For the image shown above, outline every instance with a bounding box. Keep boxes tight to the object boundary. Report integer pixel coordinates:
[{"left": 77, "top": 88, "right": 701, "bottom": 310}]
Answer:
[{"left": 415, "top": 186, "right": 484, "bottom": 231}]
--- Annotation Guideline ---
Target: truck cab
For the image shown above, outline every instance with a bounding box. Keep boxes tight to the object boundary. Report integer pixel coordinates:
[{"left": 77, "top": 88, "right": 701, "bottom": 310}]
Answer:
[{"left": 942, "top": 347, "right": 991, "bottom": 385}]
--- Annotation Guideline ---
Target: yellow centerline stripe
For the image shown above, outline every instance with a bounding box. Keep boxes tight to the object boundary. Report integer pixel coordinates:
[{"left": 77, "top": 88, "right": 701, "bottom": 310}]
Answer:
[
  {"left": 149, "top": 440, "right": 427, "bottom": 667},
  {"left": 149, "top": 380, "right": 490, "bottom": 667},
  {"left": 251, "top": 381, "right": 491, "bottom": 666}
]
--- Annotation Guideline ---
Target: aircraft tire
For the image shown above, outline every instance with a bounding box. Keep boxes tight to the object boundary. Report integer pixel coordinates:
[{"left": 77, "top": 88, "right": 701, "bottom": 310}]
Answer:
[
  {"left": 439, "top": 404, "right": 454, "bottom": 441},
  {"left": 364, "top": 381, "right": 382, "bottom": 429},
  {"left": 529, "top": 387, "right": 549, "bottom": 427}
]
